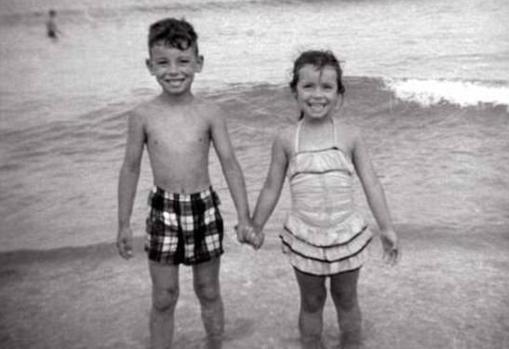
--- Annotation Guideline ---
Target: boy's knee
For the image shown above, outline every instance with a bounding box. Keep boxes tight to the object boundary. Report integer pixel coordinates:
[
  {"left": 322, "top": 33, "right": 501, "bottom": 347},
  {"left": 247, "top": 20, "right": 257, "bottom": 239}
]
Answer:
[
  {"left": 194, "top": 281, "right": 221, "bottom": 304},
  {"left": 152, "top": 287, "right": 179, "bottom": 312}
]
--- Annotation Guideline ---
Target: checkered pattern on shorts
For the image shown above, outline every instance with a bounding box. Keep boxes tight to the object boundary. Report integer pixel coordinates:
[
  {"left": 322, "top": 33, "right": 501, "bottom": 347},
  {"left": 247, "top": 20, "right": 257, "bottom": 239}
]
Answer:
[{"left": 145, "top": 186, "right": 224, "bottom": 265}]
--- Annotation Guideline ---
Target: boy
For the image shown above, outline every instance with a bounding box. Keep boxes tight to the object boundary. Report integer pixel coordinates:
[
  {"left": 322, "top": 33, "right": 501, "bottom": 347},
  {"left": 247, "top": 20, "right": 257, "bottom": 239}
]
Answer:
[{"left": 116, "top": 18, "right": 258, "bottom": 349}]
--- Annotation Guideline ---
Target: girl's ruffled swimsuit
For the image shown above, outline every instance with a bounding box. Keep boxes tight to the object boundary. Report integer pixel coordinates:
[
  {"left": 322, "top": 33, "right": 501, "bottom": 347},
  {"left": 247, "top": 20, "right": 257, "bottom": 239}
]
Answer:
[{"left": 281, "top": 118, "right": 372, "bottom": 275}]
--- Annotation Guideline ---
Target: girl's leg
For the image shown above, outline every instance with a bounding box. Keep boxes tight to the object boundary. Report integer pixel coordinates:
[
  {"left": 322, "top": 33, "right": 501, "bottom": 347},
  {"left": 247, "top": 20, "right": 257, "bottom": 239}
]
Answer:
[
  {"left": 294, "top": 268, "right": 327, "bottom": 349},
  {"left": 330, "top": 268, "right": 362, "bottom": 349}
]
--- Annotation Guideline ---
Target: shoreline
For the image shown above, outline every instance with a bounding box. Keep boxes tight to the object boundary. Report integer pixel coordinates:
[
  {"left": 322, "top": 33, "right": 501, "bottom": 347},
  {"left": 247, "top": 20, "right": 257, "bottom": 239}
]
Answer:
[
  {"left": 1, "top": 221, "right": 507, "bottom": 264},
  {"left": 1, "top": 223, "right": 508, "bottom": 348}
]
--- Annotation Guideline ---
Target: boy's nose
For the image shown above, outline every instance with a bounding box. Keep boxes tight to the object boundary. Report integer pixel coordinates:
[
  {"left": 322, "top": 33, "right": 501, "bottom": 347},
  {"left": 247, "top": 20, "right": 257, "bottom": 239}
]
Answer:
[{"left": 166, "top": 63, "right": 179, "bottom": 74}]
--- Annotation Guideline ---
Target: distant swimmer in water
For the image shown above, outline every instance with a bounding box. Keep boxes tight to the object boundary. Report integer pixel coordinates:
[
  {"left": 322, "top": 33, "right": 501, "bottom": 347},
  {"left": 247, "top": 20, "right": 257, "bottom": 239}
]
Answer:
[{"left": 46, "top": 9, "right": 60, "bottom": 40}]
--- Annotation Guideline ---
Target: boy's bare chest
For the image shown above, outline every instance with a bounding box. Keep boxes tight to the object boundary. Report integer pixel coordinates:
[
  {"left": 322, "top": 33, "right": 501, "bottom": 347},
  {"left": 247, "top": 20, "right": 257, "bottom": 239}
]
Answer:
[{"left": 146, "top": 116, "right": 210, "bottom": 153}]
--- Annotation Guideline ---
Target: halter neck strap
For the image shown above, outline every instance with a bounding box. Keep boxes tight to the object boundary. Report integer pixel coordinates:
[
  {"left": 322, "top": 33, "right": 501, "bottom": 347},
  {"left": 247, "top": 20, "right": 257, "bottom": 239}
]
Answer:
[{"left": 294, "top": 117, "right": 337, "bottom": 153}]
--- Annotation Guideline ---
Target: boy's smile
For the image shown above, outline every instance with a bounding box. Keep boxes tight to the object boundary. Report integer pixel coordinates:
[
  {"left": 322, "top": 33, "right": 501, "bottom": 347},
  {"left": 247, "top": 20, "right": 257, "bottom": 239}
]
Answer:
[
  {"left": 147, "top": 44, "right": 203, "bottom": 97},
  {"left": 295, "top": 65, "right": 340, "bottom": 120}
]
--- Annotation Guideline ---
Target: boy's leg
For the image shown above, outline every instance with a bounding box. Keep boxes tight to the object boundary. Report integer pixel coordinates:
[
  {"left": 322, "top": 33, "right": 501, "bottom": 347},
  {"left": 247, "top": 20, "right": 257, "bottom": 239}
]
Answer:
[
  {"left": 330, "top": 268, "right": 362, "bottom": 349},
  {"left": 294, "top": 268, "right": 327, "bottom": 349},
  {"left": 193, "top": 257, "right": 224, "bottom": 349},
  {"left": 149, "top": 261, "right": 180, "bottom": 349}
]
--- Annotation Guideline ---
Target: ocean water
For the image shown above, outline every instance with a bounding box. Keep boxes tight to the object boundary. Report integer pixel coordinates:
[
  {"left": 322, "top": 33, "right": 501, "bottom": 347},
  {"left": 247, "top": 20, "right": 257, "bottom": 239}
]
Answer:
[{"left": 0, "top": 0, "right": 508, "bottom": 251}]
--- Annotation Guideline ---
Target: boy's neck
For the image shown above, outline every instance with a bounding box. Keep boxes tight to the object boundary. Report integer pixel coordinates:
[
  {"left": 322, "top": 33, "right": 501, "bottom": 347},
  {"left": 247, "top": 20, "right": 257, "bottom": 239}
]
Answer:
[{"left": 158, "top": 91, "right": 195, "bottom": 105}]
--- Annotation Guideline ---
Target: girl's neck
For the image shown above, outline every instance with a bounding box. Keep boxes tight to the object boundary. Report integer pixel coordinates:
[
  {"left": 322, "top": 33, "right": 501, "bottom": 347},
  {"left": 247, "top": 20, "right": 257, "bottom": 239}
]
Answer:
[
  {"left": 298, "top": 115, "right": 335, "bottom": 151},
  {"left": 301, "top": 115, "right": 333, "bottom": 127}
]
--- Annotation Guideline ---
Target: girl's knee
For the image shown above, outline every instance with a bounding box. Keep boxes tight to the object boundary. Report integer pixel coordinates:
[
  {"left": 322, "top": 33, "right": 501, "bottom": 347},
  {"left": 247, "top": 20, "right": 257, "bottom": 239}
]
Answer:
[
  {"left": 331, "top": 285, "right": 358, "bottom": 311},
  {"left": 331, "top": 273, "right": 359, "bottom": 310},
  {"left": 152, "top": 286, "right": 179, "bottom": 312},
  {"left": 301, "top": 290, "right": 327, "bottom": 312},
  {"left": 334, "top": 291, "right": 358, "bottom": 311}
]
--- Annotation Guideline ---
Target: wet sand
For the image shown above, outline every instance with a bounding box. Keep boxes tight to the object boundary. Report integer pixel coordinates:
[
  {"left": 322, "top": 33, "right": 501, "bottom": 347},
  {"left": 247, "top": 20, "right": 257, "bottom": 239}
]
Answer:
[{"left": 1, "top": 224, "right": 508, "bottom": 349}]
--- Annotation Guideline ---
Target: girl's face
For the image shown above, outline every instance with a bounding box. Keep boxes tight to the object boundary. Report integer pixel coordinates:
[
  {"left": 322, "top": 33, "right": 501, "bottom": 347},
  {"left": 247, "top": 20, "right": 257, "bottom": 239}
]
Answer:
[{"left": 294, "top": 64, "right": 341, "bottom": 120}]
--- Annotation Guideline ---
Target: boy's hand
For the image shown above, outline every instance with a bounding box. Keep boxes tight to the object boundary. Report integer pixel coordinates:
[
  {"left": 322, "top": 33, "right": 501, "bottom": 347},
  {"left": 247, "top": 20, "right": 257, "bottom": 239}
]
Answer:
[
  {"left": 380, "top": 228, "right": 399, "bottom": 266},
  {"left": 235, "top": 223, "right": 264, "bottom": 250},
  {"left": 117, "top": 226, "right": 133, "bottom": 259},
  {"left": 235, "top": 223, "right": 250, "bottom": 244}
]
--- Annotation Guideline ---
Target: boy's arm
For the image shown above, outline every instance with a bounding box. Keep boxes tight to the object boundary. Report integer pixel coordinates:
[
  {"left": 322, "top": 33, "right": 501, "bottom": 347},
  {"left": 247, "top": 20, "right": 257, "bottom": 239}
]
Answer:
[
  {"left": 210, "top": 112, "right": 251, "bottom": 232},
  {"left": 252, "top": 135, "right": 288, "bottom": 233},
  {"left": 117, "top": 111, "right": 145, "bottom": 259},
  {"left": 351, "top": 128, "right": 399, "bottom": 264}
]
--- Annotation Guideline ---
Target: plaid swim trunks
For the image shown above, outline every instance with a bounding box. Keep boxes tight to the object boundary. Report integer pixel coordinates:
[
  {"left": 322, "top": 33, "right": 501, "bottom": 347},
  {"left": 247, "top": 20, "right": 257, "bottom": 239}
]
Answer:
[{"left": 145, "top": 186, "right": 224, "bottom": 265}]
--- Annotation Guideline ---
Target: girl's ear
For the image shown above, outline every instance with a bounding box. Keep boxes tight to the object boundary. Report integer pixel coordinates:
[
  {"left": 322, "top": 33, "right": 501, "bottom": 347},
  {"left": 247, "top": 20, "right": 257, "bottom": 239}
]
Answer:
[{"left": 335, "top": 93, "right": 344, "bottom": 110}]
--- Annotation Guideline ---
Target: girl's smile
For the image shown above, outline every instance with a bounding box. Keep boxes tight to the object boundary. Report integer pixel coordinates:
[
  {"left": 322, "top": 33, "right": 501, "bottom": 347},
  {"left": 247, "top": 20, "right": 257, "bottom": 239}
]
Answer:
[{"left": 295, "top": 64, "right": 340, "bottom": 120}]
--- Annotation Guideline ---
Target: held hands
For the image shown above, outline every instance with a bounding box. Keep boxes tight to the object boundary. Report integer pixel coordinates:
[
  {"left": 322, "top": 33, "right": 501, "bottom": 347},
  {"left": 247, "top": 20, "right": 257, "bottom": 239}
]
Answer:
[
  {"left": 117, "top": 226, "right": 133, "bottom": 259},
  {"left": 380, "top": 228, "right": 399, "bottom": 266},
  {"left": 235, "top": 222, "right": 264, "bottom": 250}
]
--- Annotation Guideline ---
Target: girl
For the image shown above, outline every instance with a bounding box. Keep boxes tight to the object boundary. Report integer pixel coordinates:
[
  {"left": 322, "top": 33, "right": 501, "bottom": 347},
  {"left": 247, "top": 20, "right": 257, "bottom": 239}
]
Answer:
[{"left": 251, "top": 50, "right": 399, "bottom": 349}]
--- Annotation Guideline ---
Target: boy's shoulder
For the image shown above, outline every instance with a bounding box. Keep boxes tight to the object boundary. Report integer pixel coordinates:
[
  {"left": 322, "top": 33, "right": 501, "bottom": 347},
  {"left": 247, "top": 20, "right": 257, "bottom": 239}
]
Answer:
[
  {"left": 193, "top": 97, "right": 225, "bottom": 122},
  {"left": 128, "top": 98, "right": 158, "bottom": 119}
]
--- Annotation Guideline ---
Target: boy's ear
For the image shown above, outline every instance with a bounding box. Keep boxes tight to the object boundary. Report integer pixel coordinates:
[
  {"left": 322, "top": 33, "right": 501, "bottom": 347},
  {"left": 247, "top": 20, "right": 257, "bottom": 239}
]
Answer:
[
  {"left": 146, "top": 58, "right": 154, "bottom": 75},
  {"left": 196, "top": 55, "right": 204, "bottom": 72}
]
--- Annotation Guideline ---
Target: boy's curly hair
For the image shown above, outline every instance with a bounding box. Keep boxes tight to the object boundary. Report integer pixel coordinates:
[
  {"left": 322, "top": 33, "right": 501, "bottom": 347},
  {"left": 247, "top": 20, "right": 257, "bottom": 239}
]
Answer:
[{"left": 148, "top": 18, "right": 199, "bottom": 54}]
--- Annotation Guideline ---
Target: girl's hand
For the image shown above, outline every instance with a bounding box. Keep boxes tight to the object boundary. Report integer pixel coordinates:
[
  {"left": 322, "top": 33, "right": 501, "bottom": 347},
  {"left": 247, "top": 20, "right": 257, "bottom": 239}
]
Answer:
[
  {"left": 236, "top": 224, "right": 264, "bottom": 250},
  {"left": 250, "top": 227, "right": 265, "bottom": 250},
  {"left": 380, "top": 229, "right": 399, "bottom": 266}
]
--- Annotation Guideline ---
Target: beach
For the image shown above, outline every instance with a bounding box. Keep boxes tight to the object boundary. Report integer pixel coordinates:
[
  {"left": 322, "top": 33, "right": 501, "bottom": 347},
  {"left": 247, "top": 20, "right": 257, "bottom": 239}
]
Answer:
[
  {"left": 1, "top": 224, "right": 508, "bottom": 348},
  {"left": 1, "top": 0, "right": 509, "bottom": 347}
]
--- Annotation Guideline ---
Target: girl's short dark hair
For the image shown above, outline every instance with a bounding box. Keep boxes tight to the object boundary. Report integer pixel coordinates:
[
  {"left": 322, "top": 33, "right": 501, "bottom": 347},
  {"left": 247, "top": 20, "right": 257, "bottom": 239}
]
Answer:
[
  {"left": 148, "top": 18, "right": 199, "bottom": 55},
  {"left": 289, "top": 50, "right": 345, "bottom": 95}
]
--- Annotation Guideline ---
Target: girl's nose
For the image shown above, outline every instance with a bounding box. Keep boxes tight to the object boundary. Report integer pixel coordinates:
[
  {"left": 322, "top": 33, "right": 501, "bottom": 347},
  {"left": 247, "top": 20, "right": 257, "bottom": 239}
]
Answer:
[{"left": 311, "top": 87, "right": 325, "bottom": 98}]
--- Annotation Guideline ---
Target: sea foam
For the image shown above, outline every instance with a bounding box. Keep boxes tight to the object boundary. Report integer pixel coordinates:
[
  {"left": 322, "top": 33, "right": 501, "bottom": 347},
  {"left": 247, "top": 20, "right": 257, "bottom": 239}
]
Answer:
[{"left": 385, "top": 78, "right": 509, "bottom": 110}]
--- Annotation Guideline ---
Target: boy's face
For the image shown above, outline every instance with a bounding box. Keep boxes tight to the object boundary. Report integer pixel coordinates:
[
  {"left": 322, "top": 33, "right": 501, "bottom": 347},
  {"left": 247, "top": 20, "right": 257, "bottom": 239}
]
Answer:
[{"left": 146, "top": 43, "right": 203, "bottom": 96}]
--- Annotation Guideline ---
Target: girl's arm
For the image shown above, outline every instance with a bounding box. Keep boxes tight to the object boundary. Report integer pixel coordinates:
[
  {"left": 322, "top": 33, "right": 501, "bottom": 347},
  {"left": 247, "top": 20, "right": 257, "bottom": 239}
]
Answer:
[
  {"left": 351, "top": 128, "right": 399, "bottom": 264},
  {"left": 252, "top": 134, "right": 289, "bottom": 233}
]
